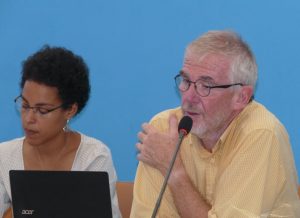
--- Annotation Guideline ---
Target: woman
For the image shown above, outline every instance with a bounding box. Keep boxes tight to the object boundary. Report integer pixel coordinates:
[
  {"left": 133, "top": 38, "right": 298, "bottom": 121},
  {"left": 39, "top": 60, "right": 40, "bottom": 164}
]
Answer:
[{"left": 0, "top": 46, "right": 121, "bottom": 217}]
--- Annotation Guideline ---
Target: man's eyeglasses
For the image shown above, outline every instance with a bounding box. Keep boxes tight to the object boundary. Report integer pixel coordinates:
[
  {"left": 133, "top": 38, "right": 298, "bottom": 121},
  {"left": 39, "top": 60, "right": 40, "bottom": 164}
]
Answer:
[
  {"left": 174, "top": 74, "right": 244, "bottom": 97},
  {"left": 14, "top": 95, "right": 64, "bottom": 116}
]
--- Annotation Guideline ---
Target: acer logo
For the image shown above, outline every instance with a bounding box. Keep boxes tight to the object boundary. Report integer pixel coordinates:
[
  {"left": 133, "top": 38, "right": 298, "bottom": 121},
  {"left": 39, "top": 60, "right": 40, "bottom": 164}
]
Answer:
[{"left": 21, "top": 209, "right": 34, "bottom": 215}]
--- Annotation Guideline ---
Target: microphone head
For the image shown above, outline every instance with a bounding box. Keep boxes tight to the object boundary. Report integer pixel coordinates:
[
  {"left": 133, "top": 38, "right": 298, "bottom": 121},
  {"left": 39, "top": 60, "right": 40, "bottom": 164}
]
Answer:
[{"left": 178, "top": 116, "right": 193, "bottom": 136}]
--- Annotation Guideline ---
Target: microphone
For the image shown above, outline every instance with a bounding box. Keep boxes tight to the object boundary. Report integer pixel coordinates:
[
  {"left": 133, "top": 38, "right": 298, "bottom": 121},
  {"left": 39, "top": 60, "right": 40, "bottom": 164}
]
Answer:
[{"left": 151, "top": 116, "right": 193, "bottom": 218}]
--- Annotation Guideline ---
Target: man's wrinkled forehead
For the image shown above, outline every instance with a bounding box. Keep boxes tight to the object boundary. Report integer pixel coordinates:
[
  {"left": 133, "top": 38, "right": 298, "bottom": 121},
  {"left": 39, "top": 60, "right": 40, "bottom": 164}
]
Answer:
[
  {"left": 182, "top": 51, "right": 233, "bottom": 83},
  {"left": 183, "top": 49, "right": 205, "bottom": 64},
  {"left": 183, "top": 52, "right": 231, "bottom": 71}
]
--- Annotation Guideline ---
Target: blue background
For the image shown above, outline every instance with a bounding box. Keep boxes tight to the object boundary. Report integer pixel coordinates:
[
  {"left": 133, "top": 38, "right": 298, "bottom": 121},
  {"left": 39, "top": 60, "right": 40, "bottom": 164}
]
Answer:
[{"left": 0, "top": 0, "right": 299, "bottom": 181}]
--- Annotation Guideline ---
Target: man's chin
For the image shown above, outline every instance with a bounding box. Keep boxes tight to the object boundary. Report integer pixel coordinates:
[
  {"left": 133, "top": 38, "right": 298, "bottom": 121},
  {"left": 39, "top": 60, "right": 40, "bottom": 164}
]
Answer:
[{"left": 190, "top": 125, "right": 207, "bottom": 138}]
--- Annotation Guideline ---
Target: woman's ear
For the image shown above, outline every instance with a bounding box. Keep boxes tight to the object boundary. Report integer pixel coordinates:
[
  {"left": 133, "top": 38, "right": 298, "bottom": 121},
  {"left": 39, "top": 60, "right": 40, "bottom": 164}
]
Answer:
[
  {"left": 65, "top": 103, "right": 78, "bottom": 120},
  {"left": 233, "top": 86, "right": 253, "bottom": 110}
]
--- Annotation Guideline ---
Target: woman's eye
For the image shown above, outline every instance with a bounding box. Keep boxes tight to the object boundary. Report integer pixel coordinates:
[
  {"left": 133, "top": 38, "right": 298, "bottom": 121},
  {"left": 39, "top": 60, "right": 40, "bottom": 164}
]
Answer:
[{"left": 37, "top": 108, "right": 50, "bottom": 114}]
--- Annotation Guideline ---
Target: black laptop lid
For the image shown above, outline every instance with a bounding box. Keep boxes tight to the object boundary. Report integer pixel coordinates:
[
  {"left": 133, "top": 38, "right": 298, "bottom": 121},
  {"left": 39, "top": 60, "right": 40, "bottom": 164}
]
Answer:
[{"left": 9, "top": 170, "right": 112, "bottom": 218}]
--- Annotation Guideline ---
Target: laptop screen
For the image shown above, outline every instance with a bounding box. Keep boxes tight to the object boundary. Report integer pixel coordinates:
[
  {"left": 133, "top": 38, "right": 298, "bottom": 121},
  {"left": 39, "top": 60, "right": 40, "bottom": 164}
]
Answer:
[{"left": 9, "top": 170, "right": 112, "bottom": 218}]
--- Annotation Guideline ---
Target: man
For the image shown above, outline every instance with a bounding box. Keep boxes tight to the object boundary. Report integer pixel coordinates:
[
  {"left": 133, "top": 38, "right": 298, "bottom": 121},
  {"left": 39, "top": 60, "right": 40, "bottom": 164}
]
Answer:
[{"left": 131, "top": 30, "right": 300, "bottom": 217}]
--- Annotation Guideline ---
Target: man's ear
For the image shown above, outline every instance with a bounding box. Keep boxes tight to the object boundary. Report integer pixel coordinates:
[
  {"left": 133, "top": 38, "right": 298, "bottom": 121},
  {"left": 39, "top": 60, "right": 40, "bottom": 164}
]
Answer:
[
  {"left": 233, "top": 86, "right": 253, "bottom": 110},
  {"left": 65, "top": 103, "right": 78, "bottom": 120}
]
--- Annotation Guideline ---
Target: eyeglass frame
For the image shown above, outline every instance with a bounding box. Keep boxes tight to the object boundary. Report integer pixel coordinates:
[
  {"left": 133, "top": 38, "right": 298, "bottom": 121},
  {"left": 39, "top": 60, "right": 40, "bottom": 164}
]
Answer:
[
  {"left": 174, "top": 73, "right": 244, "bottom": 97},
  {"left": 14, "top": 95, "right": 65, "bottom": 116}
]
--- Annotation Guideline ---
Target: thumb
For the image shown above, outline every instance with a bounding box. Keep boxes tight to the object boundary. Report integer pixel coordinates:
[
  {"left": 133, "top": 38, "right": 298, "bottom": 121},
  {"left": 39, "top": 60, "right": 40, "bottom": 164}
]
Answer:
[{"left": 169, "top": 114, "right": 179, "bottom": 137}]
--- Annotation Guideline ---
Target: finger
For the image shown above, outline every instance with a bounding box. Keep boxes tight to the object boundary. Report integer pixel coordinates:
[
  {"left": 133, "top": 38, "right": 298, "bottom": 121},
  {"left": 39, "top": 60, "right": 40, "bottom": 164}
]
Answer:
[
  {"left": 135, "top": 142, "right": 142, "bottom": 151},
  {"left": 169, "top": 113, "right": 179, "bottom": 136},
  {"left": 136, "top": 149, "right": 144, "bottom": 161},
  {"left": 141, "top": 123, "right": 148, "bottom": 132},
  {"left": 142, "top": 122, "right": 155, "bottom": 134},
  {"left": 137, "top": 131, "right": 145, "bottom": 142},
  {"left": 137, "top": 152, "right": 147, "bottom": 163},
  {"left": 136, "top": 143, "right": 148, "bottom": 163}
]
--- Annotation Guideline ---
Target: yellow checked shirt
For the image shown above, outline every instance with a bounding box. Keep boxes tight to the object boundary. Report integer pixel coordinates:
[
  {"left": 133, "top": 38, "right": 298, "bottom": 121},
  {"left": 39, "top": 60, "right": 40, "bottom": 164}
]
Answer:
[{"left": 130, "top": 101, "right": 300, "bottom": 217}]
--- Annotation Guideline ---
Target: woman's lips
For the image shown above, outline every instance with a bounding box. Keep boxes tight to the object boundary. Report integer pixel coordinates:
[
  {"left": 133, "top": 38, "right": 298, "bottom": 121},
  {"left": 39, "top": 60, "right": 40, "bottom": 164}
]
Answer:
[{"left": 24, "top": 129, "right": 38, "bottom": 137}]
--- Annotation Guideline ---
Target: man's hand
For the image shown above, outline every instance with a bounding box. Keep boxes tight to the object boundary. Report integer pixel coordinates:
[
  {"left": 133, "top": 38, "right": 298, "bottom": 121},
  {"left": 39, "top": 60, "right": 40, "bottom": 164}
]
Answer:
[{"left": 136, "top": 114, "right": 181, "bottom": 175}]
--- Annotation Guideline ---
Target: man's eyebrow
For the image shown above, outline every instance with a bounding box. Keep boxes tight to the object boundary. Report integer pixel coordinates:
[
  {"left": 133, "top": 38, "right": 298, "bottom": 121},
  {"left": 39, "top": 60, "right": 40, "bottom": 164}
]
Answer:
[
  {"left": 198, "top": 76, "right": 215, "bottom": 83},
  {"left": 179, "top": 70, "right": 189, "bottom": 78},
  {"left": 179, "top": 70, "right": 215, "bottom": 83}
]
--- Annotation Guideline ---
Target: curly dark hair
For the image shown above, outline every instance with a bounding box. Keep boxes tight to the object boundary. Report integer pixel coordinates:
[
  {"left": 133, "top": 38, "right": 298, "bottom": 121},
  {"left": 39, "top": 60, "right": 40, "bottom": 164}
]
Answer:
[{"left": 20, "top": 45, "right": 90, "bottom": 115}]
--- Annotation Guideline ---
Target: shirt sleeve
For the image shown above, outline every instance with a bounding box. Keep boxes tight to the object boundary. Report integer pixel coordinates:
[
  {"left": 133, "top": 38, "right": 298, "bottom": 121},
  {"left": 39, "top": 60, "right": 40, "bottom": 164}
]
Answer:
[
  {"left": 0, "top": 150, "right": 12, "bottom": 218},
  {"left": 130, "top": 109, "right": 182, "bottom": 218},
  {"left": 0, "top": 139, "right": 23, "bottom": 217},
  {"left": 209, "top": 129, "right": 300, "bottom": 217},
  {"left": 130, "top": 161, "right": 180, "bottom": 218},
  {"left": 86, "top": 146, "right": 122, "bottom": 218},
  {"left": 0, "top": 177, "right": 10, "bottom": 217}
]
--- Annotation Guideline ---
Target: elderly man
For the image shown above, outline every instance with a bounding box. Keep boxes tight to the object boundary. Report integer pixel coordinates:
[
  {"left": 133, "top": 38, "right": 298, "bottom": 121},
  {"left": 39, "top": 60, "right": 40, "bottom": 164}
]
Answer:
[{"left": 131, "top": 30, "right": 300, "bottom": 217}]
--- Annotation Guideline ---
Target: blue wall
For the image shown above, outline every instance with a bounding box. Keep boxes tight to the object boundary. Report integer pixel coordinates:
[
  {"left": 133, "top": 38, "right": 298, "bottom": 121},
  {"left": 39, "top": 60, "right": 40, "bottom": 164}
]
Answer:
[{"left": 0, "top": 0, "right": 299, "bottom": 181}]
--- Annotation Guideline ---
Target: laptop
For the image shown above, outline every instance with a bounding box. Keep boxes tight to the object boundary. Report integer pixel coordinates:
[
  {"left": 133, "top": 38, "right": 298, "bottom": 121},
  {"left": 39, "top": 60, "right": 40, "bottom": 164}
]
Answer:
[{"left": 9, "top": 170, "right": 112, "bottom": 218}]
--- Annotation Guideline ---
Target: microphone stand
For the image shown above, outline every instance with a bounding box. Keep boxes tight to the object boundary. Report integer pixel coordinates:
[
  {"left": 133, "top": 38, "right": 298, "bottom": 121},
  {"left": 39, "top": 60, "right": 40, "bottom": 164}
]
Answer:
[{"left": 151, "top": 130, "right": 186, "bottom": 218}]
